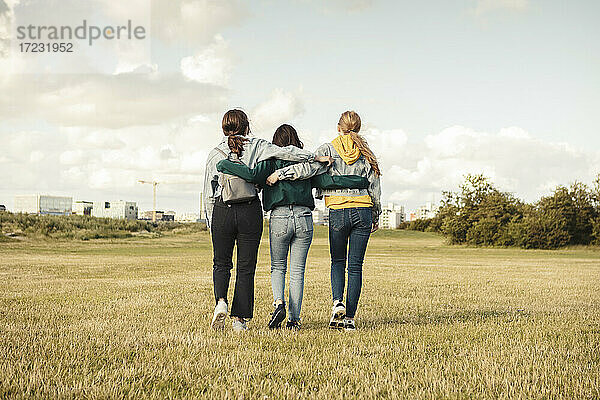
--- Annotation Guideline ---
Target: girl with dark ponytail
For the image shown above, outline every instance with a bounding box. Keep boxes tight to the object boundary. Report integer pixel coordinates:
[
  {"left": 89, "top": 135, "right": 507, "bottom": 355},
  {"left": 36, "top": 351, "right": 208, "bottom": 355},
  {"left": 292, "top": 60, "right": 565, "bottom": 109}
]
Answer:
[{"left": 203, "top": 109, "right": 331, "bottom": 332}]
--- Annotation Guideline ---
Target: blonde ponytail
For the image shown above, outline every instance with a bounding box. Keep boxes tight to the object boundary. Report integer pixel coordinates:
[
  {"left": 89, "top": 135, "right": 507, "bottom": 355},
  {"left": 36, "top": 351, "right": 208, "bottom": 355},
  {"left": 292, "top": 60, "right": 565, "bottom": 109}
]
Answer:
[
  {"left": 348, "top": 131, "right": 381, "bottom": 176},
  {"left": 338, "top": 111, "right": 381, "bottom": 176}
]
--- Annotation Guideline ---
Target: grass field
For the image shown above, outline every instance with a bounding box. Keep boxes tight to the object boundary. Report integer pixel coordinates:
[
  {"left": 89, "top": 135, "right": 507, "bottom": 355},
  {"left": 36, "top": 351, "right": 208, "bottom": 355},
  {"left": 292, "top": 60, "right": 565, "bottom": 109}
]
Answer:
[{"left": 1, "top": 227, "right": 599, "bottom": 399}]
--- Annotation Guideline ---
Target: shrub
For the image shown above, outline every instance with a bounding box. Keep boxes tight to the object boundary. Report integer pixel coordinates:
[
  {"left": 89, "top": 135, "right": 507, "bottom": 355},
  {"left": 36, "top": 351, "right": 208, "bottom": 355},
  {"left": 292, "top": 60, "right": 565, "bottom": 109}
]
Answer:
[
  {"left": 518, "top": 208, "right": 570, "bottom": 249},
  {"left": 592, "top": 217, "right": 600, "bottom": 246},
  {"left": 466, "top": 217, "right": 501, "bottom": 246},
  {"left": 424, "top": 173, "right": 600, "bottom": 249},
  {"left": 0, "top": 213, "right": 207, "bottom": 241}
]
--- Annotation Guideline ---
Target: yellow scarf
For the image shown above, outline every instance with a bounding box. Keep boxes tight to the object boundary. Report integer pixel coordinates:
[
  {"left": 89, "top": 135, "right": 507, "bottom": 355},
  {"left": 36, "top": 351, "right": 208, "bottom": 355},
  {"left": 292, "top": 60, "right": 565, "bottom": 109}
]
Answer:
[{"left": 331, "top": 134, "right": 360, "bottom": 165}]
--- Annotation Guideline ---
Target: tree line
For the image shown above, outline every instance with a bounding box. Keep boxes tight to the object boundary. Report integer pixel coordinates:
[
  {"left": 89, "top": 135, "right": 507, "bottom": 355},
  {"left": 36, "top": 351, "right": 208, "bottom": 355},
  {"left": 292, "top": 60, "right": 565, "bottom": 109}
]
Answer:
[{"left": 400, "top": 174, "right": 600, "bottom": 249}]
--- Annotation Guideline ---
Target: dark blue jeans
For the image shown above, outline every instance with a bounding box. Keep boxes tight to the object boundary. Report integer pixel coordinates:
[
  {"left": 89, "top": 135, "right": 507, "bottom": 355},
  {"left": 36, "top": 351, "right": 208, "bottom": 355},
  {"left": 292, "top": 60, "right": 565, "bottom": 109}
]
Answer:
[{"left": 328, "top": 207, "right": 372, "bottom": 318}]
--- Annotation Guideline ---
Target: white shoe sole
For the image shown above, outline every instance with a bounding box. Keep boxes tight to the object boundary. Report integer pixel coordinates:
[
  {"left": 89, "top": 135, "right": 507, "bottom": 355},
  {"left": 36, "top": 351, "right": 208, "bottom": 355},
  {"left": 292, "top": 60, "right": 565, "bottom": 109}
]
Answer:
[
  {"left": 329, "top": 307, "right": 346, "bottom": 329},
  {"left": 211, "top": 310, "right": 227, "bottom": 330}
]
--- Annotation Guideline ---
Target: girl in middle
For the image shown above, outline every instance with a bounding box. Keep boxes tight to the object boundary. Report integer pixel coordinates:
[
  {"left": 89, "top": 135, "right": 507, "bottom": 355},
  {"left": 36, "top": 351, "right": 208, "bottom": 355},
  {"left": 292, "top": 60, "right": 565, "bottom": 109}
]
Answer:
[{"left": 217, "top": 124, "right": 368, "bottom": 330}]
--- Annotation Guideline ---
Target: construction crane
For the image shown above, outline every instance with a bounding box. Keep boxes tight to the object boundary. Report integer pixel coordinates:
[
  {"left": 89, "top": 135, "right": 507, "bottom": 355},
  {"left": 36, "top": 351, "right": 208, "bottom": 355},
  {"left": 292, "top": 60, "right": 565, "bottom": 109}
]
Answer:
[
  {"left": 138, "top": 179, "right": 200, "bottom": 222},
  {"left": 138, "top": 180, "right": 160, "bottom": 222}
]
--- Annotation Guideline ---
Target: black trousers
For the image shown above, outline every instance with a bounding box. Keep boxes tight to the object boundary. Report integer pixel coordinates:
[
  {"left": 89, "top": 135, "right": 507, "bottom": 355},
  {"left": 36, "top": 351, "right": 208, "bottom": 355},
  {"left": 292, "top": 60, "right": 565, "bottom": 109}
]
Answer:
[{"left": 211, "top": 197, "right": 263, "bottom": 319}]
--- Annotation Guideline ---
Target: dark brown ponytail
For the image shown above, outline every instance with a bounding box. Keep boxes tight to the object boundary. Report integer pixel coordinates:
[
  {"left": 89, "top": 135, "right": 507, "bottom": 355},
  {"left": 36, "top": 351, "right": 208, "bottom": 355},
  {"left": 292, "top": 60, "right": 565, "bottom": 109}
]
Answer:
[{"left": 222, "top": 109, "right": 250, "bottom": 155}]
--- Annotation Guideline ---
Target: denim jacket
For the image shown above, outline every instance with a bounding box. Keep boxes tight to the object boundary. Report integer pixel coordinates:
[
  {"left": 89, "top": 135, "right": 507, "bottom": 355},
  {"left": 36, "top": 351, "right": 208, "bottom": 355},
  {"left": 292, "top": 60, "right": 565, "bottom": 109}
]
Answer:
[
  {"left": 274, "top": 142, "right": 382, "bottom": 223},
  {"left": 203, "top": 136, "right": 315, "bottom": 228}
]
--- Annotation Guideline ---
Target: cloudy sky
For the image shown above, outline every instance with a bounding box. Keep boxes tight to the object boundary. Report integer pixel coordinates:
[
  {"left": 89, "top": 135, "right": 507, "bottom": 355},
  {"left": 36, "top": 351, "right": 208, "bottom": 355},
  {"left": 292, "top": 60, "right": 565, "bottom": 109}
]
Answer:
[{"left": 1, "top": 0, "right": 599, "bottom": 213}]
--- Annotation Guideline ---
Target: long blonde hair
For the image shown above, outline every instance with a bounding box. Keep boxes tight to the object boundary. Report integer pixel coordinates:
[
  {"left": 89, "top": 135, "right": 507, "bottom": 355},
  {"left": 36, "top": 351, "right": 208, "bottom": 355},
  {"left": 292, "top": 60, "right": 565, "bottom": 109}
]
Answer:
[{"left": 338, "top": 111, "right": 381, "bottom": 176}]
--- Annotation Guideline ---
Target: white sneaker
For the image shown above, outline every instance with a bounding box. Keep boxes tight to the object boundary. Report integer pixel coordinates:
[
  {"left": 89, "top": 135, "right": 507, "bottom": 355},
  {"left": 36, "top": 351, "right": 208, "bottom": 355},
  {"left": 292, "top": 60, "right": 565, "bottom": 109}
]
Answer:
[
  {"left": 211, "top": 300, "right": 227, "bottom": 330},
  {"left": 232, "top": 318, "right": 248, "bottom": 332},
  {"left": 343, "top": 318, "right": 356, "bottom": 332},
  {"left": 329, "top": 301, "right": 346, "bottom": 329}
]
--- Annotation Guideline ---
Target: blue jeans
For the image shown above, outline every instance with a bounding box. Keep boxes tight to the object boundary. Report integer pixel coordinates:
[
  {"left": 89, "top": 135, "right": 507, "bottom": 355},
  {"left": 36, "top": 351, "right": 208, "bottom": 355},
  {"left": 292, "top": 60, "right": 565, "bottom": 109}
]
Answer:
[
  {"left": 329, "top": 207, "right": 372, "bottom": 318},
  {"left": 269, "top": 205, "right": 314, "bottom": 321}
]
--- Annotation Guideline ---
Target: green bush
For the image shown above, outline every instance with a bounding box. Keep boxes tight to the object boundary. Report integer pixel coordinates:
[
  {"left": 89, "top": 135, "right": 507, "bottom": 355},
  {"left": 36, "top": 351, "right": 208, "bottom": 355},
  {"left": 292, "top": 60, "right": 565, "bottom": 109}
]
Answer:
[
  {"left": 592, "top": 217, "right": 600, "bottom": 246},
  {"left": 0, "top": 213, "right": 207, "bottom": 241},
  {"left": 400, "top": 173, "right": 600, "bottom": 249},
  {"left": 465, "top": 217, "right": 501, "bottom": 246},
  {"left": 517, "top": 208, "right": 568, "bottom": 249}
]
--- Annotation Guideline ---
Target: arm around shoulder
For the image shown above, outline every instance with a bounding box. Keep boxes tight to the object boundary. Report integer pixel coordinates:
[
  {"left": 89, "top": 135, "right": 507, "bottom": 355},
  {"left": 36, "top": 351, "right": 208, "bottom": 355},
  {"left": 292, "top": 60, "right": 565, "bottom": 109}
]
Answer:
[
  {"left": 254, "top": 138, "right": 315, "bottom": 163},
  {"left": 312, "top": 174, "right": 369, "bottom": 189},
  {"left": 275, "top": 142, "right": 333, "bottom": 181},
  {"left": 217, "top": 159, "right": 274, "bottom": 185}
]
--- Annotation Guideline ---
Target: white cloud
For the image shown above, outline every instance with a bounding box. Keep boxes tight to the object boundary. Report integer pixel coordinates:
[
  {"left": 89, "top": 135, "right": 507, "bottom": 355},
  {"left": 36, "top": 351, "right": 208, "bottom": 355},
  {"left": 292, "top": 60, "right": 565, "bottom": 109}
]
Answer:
[
  {"left": 29, "top": 150, "right": 44, "bottom": 163},
  {"left": 250, "top": 89, "right": 305, "bottom": 134},
  {"left": 181, "top": 35, "right": 232, "bottom": 86},
  {"left": 374, "top": 126, "right": 598, "bottom": 210},
  {"left": 0, "top": 73, "right": 227, "bottom": 128},
  {"left": 188, "top": 114, "right": 211, "bottom": 124},
  {"left": 150, "top": 0, "right": 247, "bottom": 47},
  {"left": 180, "top": 150, "right": 210, "bottom": 174},
  {"left": 470, "top": 0, "right": 529, "bottom": 17},
  {"left": 79, "top": 130, "right": 126, "bottom": 150},
  {"left": 59, "top": 150, "right": 85, "bottom": 165},
  {"left": 0, "top": 0, "right": 244, "bottom": 127},
  {"left": 305, "top": 0, "right": 375, "bottom": 14},
  {"left": 100, "top": 0, "right": 151, "bottom": 21}
]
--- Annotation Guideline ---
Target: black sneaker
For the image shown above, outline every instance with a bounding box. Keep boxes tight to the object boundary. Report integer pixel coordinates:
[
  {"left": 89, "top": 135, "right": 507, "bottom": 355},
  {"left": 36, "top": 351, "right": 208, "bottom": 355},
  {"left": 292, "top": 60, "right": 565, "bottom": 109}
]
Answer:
[
  {"left": 286, "top": 320, "right": 301, "bottom": 331},
  {"left": 268, "top": 303, "right": 286, "bottom": 329}
]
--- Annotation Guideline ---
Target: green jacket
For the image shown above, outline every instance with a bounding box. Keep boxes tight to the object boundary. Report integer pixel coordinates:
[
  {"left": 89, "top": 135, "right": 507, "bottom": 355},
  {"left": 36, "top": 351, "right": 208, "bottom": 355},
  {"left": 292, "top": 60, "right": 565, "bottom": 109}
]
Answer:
[{"left": 216, "top": 159, "right": 369, "bottom": 211}]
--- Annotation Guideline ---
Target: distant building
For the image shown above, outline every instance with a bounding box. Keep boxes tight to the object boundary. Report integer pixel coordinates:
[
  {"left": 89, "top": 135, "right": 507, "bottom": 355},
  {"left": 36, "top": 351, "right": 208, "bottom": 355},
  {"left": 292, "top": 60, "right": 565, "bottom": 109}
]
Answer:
[
  {"left": 416, "top": 202, "right": 437, "bottom": 220},
  {"left": 139, "top": 210, "right": 176, "bottom": 221},
  {"left": 163, "top": 211, "right": 176, "bottom": 222},
  {"left": 141, "top": 210, "right": 161, "bottom": 221},
  {"left": 175, "top": 212, "right": 200, "bottom": 223},
  {"left": 92, "top": 200, "right": 138, "bottom": 220},
  {"left": 14, "top": 195, "right": 72, "bottom": 215},
  {"left": 140, "top": 210, "right": 159, "bottom": 221},
  {"left": 72, "top": 201, "right": 93, "bottom": 216},
  {"left": 379, "top": 203, "right": 405, "bottom": 229},
  {"left": 312, "top": 207, "right": 329, "bottom": 226},
  {"left": 0, "top": 204, "right": 5, "bottom": 212}
]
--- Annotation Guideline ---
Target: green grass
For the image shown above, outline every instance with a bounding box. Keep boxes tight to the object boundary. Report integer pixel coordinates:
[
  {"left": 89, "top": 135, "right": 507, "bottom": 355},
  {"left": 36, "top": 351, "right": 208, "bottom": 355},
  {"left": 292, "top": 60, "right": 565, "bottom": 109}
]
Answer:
[{"left": 1, "top": 228, "right": 599, "bottom": 399}]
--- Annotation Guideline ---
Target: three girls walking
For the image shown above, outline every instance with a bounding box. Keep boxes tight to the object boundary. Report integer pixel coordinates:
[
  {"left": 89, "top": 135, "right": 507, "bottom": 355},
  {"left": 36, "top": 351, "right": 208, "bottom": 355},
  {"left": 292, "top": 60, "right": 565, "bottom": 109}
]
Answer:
[{"left": 204, "top": 109, "right": 381, "bottom": 332}]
